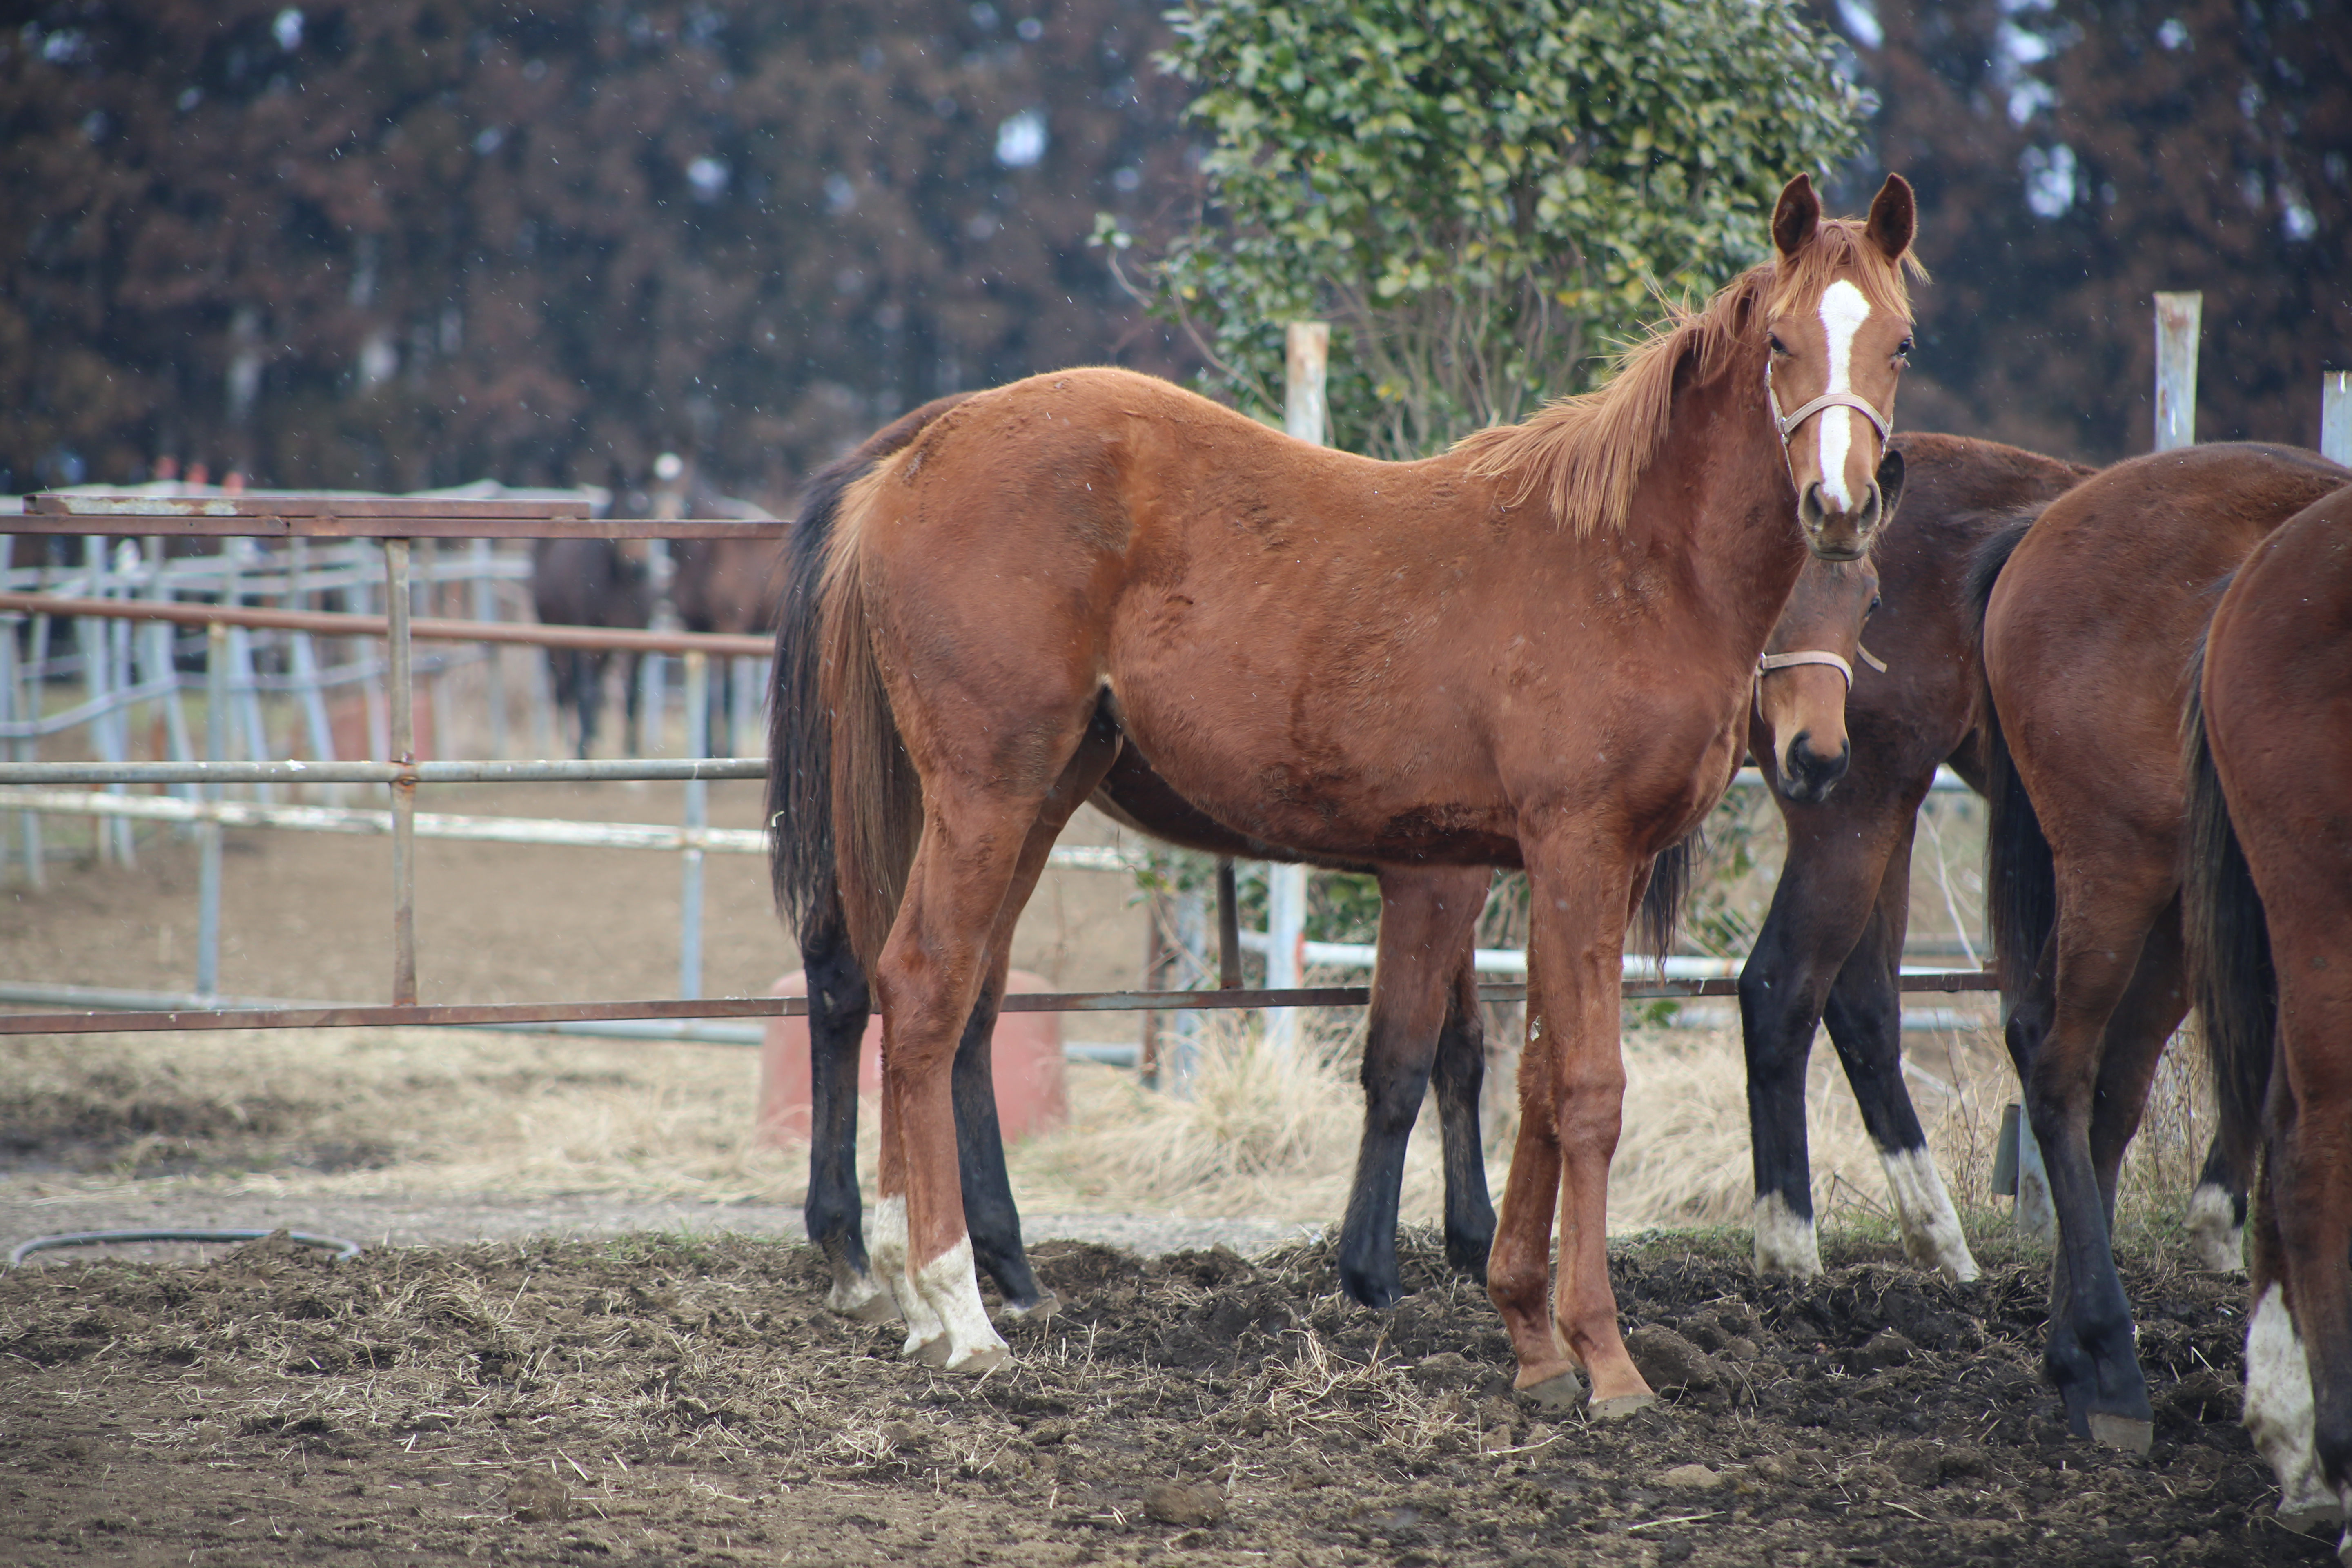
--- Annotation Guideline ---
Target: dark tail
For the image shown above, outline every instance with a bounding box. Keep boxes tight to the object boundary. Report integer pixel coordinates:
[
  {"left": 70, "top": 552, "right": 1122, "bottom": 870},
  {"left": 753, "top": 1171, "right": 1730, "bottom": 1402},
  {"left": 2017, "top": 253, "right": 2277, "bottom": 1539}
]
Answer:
[
  {"left": 2182, "top": 635, "right": 2274, "bottom": 1156},
  {"left": 1635, "top": 834, "right": 1694, "bottom": 965},
  {"left": 1965, "top": 515, "right": 2054, "bottom": 1000},
  {"left": 767, "top": 394, "right": 974, "bottom": 953}
]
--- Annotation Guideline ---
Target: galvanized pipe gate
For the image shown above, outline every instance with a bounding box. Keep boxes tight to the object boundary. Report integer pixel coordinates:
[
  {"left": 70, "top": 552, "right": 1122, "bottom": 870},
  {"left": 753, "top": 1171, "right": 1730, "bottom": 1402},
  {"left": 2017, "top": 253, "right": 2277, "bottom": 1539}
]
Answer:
[{"left": 0, "top": 489, "right": 1997, "bottom": 1043}]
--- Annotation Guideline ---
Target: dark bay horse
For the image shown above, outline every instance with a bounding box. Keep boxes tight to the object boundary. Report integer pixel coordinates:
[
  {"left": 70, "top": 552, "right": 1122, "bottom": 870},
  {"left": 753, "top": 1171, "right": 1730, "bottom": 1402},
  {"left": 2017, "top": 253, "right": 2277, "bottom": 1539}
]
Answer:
[
  {"left": 1974, "top": 443, "right": 2350, "bottom": 1450},
  {"left": 770, "top": 173, "right": 1919, "bottom": 1397},
  {"left": 2187, "top": 483, "right": 2352, "bottom": 1545},
  {"left": 1743, "top": 432, "right": 2090, "bottom": 1283},
  {"left": 530, "top": 539, "right": 652, "bottom": 758}
]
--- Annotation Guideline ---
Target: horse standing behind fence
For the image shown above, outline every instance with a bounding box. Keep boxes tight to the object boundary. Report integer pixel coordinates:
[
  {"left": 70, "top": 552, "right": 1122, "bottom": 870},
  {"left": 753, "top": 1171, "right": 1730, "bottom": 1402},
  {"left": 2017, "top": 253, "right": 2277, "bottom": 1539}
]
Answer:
[
  {"left": 1972, "top": 442, "right": 2350, "bottom": 1452},
  {"left": 672, "top": 516, "right": 782, "bottom": 755},
  {"left": 530, "top": 539, "right": 652, "bottom": 759},
  {"left": 2186, "top": 483, "right": 2352, "bottom": 1547},
  {"left": 771, "top": 173, "right": 1918, "bottom": 1401}
]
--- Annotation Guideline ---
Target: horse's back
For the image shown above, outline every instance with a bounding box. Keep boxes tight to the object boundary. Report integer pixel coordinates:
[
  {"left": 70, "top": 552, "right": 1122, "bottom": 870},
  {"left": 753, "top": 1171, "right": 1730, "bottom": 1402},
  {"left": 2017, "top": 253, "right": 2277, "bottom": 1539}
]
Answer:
[{"left": 1984, "top": 444, "right": 2350, "bottom": 837}]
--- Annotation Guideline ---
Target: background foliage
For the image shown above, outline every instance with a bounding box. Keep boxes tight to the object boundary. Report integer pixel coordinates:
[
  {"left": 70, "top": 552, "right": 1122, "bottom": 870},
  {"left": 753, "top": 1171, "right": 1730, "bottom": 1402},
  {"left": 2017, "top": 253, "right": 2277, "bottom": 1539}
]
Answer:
[
  {"left": 1814, "top": 0, "right": 2347, "bottom": 461},
  {"left": 1106, "top": 0, "right": 1865, "bottom": 458},
  {"left": 0, "top": 0, "right": 1192, "bottom": 497}
]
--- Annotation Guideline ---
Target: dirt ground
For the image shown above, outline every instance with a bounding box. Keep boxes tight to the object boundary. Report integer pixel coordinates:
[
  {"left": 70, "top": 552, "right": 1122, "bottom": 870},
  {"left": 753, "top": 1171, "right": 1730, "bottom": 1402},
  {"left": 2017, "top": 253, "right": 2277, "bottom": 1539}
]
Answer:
[{"left": 0, "top": 1225, "right": 2322, "bottom": 1568}]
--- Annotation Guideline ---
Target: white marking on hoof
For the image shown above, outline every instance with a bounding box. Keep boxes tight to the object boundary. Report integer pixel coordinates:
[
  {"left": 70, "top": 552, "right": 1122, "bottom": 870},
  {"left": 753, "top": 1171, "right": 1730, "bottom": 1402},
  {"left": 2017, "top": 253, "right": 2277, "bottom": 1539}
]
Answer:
[
  {"left": 2246, "top": 1284, "right": 2328, "bottom": 1522},
  {"left": 1753, "top": 1193, "right": 1823, "bottom": 1279},
  {"left": 911, "top": 1234, "right": 1010, "bottom": 1375},
  {"left": 1879, "top": 1145, "right": 1982, "bottom": 1282},
  {"left": 1514, "top": 1371, "right": 1585, "bottom": 1413},
  {"left": 826, "top": 1269, "right": 899, "bottom": 1323},
  {"left": 2085, "top": 1413, "right": 2153, "bottom": 1455},
  {"left": 1589, "top": 1393, "right": 1661, "bottom": 1421},
  {"left": 2184, "top": 1183, "right": 2245, "bottom": 1273},
  {"left": 872, "top": 1197, "right": 949, "bottom": 1359}
]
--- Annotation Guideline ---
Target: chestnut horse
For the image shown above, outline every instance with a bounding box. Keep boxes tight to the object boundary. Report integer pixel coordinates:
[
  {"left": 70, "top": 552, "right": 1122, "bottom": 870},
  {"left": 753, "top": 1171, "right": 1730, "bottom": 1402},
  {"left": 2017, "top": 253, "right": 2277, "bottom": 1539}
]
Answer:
[
  {"left": 2187, "top": 483, "right": 2352, "bottom": 1545},
  {"left": 1973, "top": 443, "right": 2350, "bottom": 1450},
  {"left": 787, "top": 431, "right": 2077, "bottom": 1325},
  {"left": 770, "top": 173, "right": 1919, "bottom": 1399},
  {"left": 1741, "top": 432, "right": 2090, "bottom": 1283}
]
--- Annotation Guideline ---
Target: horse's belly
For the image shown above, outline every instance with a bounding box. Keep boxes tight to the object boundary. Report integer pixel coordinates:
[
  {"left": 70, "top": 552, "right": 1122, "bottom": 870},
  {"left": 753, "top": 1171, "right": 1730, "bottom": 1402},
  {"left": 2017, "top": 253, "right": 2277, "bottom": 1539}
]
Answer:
[{"left": 1105, "top": 687, "right": 1516, "bottom": 868}]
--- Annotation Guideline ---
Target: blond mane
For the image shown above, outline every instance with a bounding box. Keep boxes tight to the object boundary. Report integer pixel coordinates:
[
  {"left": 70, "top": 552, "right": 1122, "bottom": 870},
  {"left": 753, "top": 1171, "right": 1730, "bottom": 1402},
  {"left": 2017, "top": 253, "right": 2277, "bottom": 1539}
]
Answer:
[{"left": 1456, "top": 218, "right": 1922, "bottom": 537}]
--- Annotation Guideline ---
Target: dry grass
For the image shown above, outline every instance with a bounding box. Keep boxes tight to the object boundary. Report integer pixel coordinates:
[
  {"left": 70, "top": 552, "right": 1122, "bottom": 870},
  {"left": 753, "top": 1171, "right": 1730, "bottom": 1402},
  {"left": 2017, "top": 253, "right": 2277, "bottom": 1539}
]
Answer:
[{"left": 1, "top": 1000, "right": 2219, "bottom": 1242}]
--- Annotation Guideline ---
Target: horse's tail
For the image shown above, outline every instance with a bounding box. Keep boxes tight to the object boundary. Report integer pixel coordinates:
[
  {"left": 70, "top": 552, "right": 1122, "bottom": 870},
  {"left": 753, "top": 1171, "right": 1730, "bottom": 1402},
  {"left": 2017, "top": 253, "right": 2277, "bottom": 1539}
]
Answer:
[
  {"left": 1634, "top": 833, "right": 1695, "bottom": 966},
  {"left": 2182, "top": 631, "right": 2275, "bottom": 1159},
  {"left": 1965, "top": 514, "right": 2054, "bottom": 1000},
  {"left": 768, "top": 395, "right": 970, "bottom": 957}
]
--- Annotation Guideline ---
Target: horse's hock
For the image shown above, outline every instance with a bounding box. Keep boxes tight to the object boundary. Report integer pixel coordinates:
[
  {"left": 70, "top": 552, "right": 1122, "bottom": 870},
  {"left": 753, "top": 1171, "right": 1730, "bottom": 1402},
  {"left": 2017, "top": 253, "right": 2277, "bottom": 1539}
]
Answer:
[{"left": 755, "top": 969, "right": 1068, "bottom": 1144}]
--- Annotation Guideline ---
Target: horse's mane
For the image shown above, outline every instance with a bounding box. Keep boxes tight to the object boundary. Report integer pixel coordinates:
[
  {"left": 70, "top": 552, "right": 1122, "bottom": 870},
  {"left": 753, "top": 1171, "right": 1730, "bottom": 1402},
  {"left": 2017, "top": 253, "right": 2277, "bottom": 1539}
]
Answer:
[{"left": 1456, "top": 218, "right": 1920, "bottom": 537}]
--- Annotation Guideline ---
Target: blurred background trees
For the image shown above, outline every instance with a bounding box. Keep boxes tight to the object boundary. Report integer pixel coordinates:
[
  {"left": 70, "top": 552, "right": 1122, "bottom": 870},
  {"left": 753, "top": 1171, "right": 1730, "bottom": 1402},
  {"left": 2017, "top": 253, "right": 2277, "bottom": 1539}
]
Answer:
[{"left": 2, "top": 0, "right": 2341, "bottom": 497}]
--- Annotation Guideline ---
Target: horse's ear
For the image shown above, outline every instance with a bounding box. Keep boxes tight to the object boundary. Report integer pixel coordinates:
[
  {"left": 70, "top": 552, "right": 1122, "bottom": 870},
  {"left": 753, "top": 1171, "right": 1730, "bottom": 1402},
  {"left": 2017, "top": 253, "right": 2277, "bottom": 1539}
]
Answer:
[
  {"left": 1773, "top": 174, "right": 1820, "bottom": 258},
  {"left": 1875, "top": 445, "right": 1907, "bottom": 521},
  {"left": 1865, "top": 174, "right": 1917, "bottom": 262}
]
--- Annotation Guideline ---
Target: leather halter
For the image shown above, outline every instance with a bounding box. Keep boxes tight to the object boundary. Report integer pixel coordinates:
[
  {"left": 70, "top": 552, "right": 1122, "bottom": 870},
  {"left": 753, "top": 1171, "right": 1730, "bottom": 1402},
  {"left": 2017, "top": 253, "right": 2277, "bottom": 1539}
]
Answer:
[
  {"left": 1757, "top": 648, "right": 1855, "bottom": 686},
  {"left": 1764, "top": 360, "right": 1893, "bottom": 507}
]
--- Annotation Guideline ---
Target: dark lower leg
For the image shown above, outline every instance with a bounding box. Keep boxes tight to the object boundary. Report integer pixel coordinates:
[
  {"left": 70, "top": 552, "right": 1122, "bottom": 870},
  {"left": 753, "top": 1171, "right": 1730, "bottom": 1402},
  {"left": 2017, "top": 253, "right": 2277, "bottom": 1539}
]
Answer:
[
  {"left": 949, "top": 978, "right": 1047, "bottom": 1310},
  {"left": 801, "top": 913, "right": 876, "bottom": 1306},
  {"left": 1432, "top": 959, "right": 1495, "bottom": 1278}
]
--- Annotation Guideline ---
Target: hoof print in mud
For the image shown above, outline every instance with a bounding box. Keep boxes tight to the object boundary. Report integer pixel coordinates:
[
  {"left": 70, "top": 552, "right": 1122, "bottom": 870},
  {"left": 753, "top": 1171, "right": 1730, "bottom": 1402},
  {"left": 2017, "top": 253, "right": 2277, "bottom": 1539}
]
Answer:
[{"left": 1142, "top": 1481, "right": 1227, "bottom": 1529}]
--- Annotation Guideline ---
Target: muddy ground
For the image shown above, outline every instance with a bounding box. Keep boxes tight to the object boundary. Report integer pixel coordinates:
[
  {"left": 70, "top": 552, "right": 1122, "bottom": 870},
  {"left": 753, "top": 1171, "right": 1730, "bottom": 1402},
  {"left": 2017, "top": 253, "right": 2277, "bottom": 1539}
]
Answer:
[{"left": 0, "top": 1225, "right": 2324, "bottom": 1567}]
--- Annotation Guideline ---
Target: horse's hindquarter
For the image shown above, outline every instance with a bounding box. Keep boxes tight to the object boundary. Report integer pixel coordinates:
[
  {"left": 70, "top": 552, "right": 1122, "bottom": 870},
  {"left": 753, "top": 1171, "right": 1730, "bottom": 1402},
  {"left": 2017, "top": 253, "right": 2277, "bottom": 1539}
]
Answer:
[
  {"left": 2204, "top": 488, "right": 2352, "bottom": 977},
  {"left": 1983, "top": 448, "right": 2339, "bottom": 864}
]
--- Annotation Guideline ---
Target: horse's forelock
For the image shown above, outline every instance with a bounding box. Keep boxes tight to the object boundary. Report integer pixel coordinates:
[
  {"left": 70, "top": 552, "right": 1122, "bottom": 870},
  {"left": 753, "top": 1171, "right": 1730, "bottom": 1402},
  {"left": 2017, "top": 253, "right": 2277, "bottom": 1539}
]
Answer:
[{"left": 1767, "top": 217, "right": 1923, "bottom": 325}]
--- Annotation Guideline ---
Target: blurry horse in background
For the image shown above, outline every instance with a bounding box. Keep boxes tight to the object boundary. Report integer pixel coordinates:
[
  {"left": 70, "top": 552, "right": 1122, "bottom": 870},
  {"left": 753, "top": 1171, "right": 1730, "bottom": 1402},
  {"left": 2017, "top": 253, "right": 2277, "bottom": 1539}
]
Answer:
[
  {"left": 768, "top": 173, "right": 1919, "bottom": 1403},
  {"left": 2186, "top": 483, "right": 2352, "bottom": 1548},
  {"left": 1972, "top": 443, "right": 2349, "bottom": 1451},
  {"left": 671, "top": 498, "right": 786, "bottom": 756},
  {"left": 530, "top": 539, "right": 651, "bottom": 759}
]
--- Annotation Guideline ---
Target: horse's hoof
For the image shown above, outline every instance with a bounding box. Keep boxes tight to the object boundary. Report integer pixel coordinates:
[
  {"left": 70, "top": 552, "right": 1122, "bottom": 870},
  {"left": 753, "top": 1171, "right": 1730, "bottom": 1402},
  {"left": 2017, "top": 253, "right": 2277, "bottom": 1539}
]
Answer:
[
  {"left": 2278, "top": 1501, "right": 2339, "bottom": 1534},
  {"left": 904, "top": 1331, "right": 953, "bottom": 1368},
  {"left": 2085, "top": 1413, "right": 2152, "bottom": 1455},
  {"left": 1589, "top": 1393, "right": 1662, "bottom": 1422},
  {"left": 998, "top": 1290, "right": 1059, "bottom": 1325},
  {"left": 1513, "top": 1371, "right": 1584, "bottom": 1412},
  {"left": 831, "top": 1277, "right": 901, "bottom": 1323},
  {"left": 945, "top": 1339, "right": 1012, "bottom": 1376}
]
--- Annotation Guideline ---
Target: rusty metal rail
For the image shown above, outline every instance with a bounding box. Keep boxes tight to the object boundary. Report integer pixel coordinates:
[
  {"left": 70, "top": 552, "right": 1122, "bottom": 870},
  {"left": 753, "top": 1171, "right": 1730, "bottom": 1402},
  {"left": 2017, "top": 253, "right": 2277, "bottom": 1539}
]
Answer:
[
  {"left": 0, "top": 970, "right": 2000, "bottom": 1037},
  {"left": 20, "top": 492, "right": 783, "bottom": 540},
  {"left": 0, "top": 591, "right": 773, "bottom": 658}
]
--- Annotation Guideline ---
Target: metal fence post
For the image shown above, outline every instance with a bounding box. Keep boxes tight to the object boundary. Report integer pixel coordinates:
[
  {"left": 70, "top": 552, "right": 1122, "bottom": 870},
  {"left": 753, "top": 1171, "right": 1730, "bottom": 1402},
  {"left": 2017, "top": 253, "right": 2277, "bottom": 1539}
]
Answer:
[
  {"left": 2153, "top": 292, "right": 2201, "bottom": 452},
  {"left": 197, "top": 622, "right": 225, "bottom": 996},
  {"left": 2323, "top": 370, "right": 2351, "bottom": 465},
  {"left": 385, "top": 539, "right": 419, "bottom": 1005},
  {"left": 470, "top": 538, "right": 508, "bottom": 759},
  {"left": 679, "top": 649, "right": 708, "bottom": 999},
  {"left": 1264, "top": 320, "right": 1331, "bottom": 1053}
]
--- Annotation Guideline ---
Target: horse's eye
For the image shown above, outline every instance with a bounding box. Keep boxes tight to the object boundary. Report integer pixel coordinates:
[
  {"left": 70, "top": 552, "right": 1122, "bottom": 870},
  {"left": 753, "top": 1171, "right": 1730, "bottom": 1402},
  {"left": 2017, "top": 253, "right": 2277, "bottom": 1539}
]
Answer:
[
  {"left": 1869, "top": 593, "right": 1882, "bottom": 615},
  {"left": 1895, "top": 336, "right": 1913, "bottom": 360},
  {"left": 1768, "top": 334, "right": 1790, "bottom": 356}
]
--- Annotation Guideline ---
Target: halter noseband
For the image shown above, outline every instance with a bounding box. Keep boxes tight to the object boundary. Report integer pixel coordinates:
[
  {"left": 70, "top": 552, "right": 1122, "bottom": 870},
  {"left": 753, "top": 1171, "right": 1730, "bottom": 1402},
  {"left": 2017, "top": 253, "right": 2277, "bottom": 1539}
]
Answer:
[
  {"left": 1757, "top": 649, "right": 1855, "bottom": 687},
  {"left": 1771, "top": 389, "right": 1891, "bottom": 445}
]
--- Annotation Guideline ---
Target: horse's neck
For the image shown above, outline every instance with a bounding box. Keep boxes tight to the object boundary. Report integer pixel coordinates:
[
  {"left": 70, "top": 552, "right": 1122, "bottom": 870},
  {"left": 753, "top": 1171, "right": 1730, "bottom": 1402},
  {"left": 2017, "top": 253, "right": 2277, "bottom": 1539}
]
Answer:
[{"left": 1651, "top": 363, "right": 1810, "bottom": 666}]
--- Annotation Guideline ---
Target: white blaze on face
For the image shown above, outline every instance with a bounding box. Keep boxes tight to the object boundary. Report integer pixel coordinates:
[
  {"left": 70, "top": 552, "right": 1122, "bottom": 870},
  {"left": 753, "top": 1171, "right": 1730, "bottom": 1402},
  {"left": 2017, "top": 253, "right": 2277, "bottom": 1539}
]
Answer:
[{"left": 1816, "top": 279, "right": 1873, "bottom": 512}]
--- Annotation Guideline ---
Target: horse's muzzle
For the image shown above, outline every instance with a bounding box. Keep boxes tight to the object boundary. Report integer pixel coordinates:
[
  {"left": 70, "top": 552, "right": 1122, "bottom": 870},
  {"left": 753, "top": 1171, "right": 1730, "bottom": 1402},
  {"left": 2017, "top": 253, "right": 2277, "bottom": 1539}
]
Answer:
[
  {"left": 1777, "top": 731, "right": 1851, "bottom": 803},
  {"left": 1798, "top": 480, "right": 1882, "bottom": 562}
]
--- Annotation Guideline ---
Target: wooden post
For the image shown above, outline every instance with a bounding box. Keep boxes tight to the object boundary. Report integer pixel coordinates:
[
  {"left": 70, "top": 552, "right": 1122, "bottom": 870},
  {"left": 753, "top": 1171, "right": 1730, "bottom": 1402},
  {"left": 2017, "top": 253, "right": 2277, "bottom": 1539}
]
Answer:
[
  {"left": 2323, "top": 370, "right": 2351, "bottom": 466},
  {"left": 2153, "top": 292, "right": 2201, "bottom": 452},
  {"left": 1265, "top": 322, "right": 1330, "bottom": 1053}
]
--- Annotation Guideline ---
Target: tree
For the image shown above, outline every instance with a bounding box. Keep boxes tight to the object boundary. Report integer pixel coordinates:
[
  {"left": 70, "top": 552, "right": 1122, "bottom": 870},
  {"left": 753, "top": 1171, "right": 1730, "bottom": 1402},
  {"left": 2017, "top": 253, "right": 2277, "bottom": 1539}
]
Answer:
[
  {"left": 1099, "top": 0, "right": 1866, "bottom": 458},
  {"left": 1815, "top": 0, "right": 2348, "bottom": 462},
  {"left": 0, "top": 1, "right": 1199, "bottom": 497}
]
